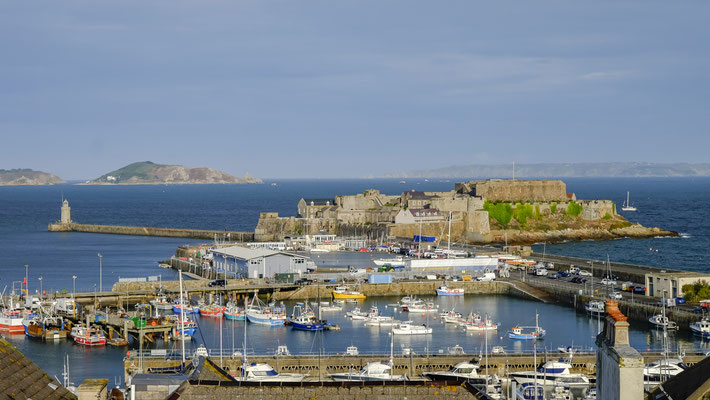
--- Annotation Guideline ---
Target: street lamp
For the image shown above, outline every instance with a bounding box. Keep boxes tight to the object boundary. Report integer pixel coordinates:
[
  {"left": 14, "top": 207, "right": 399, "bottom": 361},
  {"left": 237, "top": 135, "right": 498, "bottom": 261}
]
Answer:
[
  {"left": 98, "top": 253, "right": 103, "bottom": 292},
  {"left": 38, "top": 276, "right": 43, "bottom": 300},
  {"left": 72, "top": 275, "right": 77, "bottom": 299},
  {"left": 588, "top": 261, "right": 594, "bottom": 296}
]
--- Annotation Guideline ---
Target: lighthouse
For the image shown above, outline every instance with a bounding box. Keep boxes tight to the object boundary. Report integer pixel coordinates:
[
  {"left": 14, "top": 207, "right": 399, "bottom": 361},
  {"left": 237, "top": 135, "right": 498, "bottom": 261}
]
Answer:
[{"left": 61, "top": 200, "right": 71, "bottom": 224}]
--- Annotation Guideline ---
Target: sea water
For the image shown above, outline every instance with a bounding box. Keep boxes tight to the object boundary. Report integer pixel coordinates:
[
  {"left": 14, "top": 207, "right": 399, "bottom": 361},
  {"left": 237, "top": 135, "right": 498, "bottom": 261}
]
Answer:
[{"left": 0, "top": 178, "right": 708, "bottom": 382}]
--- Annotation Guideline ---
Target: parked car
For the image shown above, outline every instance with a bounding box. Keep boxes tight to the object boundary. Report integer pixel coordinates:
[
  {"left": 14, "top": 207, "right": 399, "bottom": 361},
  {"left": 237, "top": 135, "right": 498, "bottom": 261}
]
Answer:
[
  {"left": 578, "top": 270, "right": 592, "bottom": 277},
  {"left": 208, "top": 279, "right": 226, "bottom": 287},
  {"left": 570, "top": 277, "right": 587, "bottom": 284},
  {"left": 601, "top": 278, "right": 617, "bottom": 286},
  {"left": 675, "top": 297, "right": 686, "bottom": 304},
  {"left": 608, "top": 292, "right": 622, "bottom": 300},
  {"left": 632, "top": 285, "right": 646, "bottom": 294},
  {"left": 547, "top": 273, "right": 560, "bottom": 279},
  {"left": 558, "top": 271, "right": 570, "bottom": 278}
]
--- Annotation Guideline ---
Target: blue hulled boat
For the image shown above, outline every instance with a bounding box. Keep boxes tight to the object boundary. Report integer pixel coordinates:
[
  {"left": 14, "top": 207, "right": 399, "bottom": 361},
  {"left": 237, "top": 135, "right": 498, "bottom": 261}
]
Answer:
[{"left": 289, "top": 303, "right": 324, "bottom": 331}]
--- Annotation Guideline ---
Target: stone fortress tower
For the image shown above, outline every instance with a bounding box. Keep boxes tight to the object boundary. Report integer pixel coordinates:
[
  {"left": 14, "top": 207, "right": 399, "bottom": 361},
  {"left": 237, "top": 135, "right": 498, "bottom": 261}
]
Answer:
[{"left": 61, "top": 199, "right": 71, "bottom": 224}]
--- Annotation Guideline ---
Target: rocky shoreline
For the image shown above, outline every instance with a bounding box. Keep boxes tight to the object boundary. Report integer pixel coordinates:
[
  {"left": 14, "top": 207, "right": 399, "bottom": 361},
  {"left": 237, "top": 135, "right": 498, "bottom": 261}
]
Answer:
[{"left": 487, "top": 223, "right": 678, "bottom": 245}]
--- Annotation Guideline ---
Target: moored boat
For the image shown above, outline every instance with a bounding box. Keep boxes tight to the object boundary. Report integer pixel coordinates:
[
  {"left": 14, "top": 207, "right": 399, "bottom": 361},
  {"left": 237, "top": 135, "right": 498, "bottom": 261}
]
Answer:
[
  {"left": 332, "top": 286, "right": 366, "bottom": 301},
  {"left": 422, "top": 361, "right": 486, "bottom": 384},
  {"left": 391, "top": 322, "right": 432, "bottom": 335},
  {"left": 71, "top": 325, "right": 107, "bottom": 346},
  {"left": 289, "top": 303, "right": 324, "bottom": 331},
  {"left": 224, "top": 305, "right": 245, "bottom": 320},
  {"left": 690, "top": 317, "right": 710, "bottom": 338},
  {"left": 245, "top": 294, "right": 286, "bottom": 326},
  {"left": 199, "top": 304, "right": 225, "bottom": 318},
  {"left": 508, "top": 313, "right": 545, "bottom": 340},
  {"left": 329, "top": 362, "right": 407, "bottom": 381},
  {"left": 585, "top": 300, "right": 605, "bottom": 315},
  {"left": 238, "top": 362, "right": 308, "bottom": 382},
  {"left": 509, "top": 357, "right": 590, "bottom": 387},
  {"left": 649, "top": 314, "right": 678, "bottom": 330},
  {"left": 0, "top": 309, "right": 25, "bottom": 334},
  {"left": 436, "top": 285, "right": 464, "bottom": 296}
]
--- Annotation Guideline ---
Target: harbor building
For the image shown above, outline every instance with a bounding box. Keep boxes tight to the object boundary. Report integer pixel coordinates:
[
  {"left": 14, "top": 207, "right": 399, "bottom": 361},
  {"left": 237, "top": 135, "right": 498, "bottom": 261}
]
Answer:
[
  {"left": 211, "top": 246, "right": 311, "bottom": 279},
  {"left": 644, "top": 271, "right": 710, "bottom": 298},
  {"left": 595, "top": 300, "right": 644, "bottom": 400}
]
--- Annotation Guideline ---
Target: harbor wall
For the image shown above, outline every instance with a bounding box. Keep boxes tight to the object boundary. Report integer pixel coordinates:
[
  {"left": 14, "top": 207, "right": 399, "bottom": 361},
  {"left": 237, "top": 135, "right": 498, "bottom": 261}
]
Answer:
[{"left": 48, "top": 222, "right": 254, "bottom": 241}]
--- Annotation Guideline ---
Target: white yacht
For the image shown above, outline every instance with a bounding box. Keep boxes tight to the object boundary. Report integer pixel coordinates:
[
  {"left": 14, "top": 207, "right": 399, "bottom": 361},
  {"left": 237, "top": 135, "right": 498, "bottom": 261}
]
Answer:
[
  {"left": 329, "top": 362, "right": 407, "bottom": 381},
  {"left": 373, "top": 256, "right": 407, "bottom": 268},
  {"left": 391, "top": 322, "right": 432, "bottom": 335},
  {"left": 550, "top": 384, "right": 573, "bottom": 400},
  {"left": 516, "top": 382, "right": 544, "bottom": 400},
  {"left": 643, "top": 358, "right": 687, "bottom": 388},
  {"left": 345, "top": 345, "right": 359, "bottom": 356},
  {"left": 239, "top": 363, "right": 308, "bottom": 382},
  {"left": 422, "top": 361, "right": 486, "bottom": 384},
  {"left": 622, "top": 191, "right": 637, "bottom": 212},
  {"left": 583, "top": 387, "right": 597, "bottom": 399},
  {"left": 509, "top": 357, "right": 590, "bottom": 387}
]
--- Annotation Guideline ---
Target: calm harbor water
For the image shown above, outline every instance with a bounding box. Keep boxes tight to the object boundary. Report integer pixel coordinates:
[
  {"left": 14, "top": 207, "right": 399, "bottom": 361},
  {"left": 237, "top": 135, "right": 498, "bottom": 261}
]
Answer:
[{"left": 1, "top": 178, "right": 709, "bottom": 383}]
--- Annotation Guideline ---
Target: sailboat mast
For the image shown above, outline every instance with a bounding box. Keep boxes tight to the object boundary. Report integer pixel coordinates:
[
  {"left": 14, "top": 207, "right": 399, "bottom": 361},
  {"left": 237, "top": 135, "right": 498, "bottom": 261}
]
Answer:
[
  {"left": 179, "top": 270, "right": 185, "bottom": 364},
  {"left": 447, "top": 211, "right": 452, "bottom": 252},
  {"left": 243, "top": 295, "right": 248, "bottom": 379}
]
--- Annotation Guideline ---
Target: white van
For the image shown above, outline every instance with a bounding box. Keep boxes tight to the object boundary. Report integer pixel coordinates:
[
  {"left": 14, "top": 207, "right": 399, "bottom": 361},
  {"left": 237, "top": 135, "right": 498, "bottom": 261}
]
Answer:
[{"left": 477, "top": 272, "right": 496, "bottom": 282}]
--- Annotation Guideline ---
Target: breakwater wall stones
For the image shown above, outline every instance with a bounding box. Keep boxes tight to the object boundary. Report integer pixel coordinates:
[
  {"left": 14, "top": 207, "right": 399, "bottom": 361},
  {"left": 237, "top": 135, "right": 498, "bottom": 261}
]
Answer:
[
  {"left": 48, "top": 222, "right": 254, "bottom": 241},
  {"left": 272, "top": 281, "right": 540, "bottom": 301}
]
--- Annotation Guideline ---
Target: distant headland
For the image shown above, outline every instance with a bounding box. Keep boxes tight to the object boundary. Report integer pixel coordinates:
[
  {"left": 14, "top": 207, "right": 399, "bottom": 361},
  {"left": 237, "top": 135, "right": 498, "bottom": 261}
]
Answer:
[
  {"left": 0, "top": 169, "right": 65, "bottom": 186},
  {"left": 383, "top": 162, "right": 710, "bottom": 179},
  {"left": 82, "top": 161, "right": 262, "bottom": 185}
]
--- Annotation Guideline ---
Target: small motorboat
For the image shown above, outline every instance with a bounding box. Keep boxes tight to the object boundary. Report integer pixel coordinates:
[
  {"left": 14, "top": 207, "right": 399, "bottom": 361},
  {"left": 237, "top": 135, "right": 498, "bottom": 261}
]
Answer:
[
  {"left": 649, "top": 314, "right": 678, "bottom": 330},
  {"left": 274, "top": 345, "right": 291, "bottom": 356},
  {"left": 224, "top": 305, "right": 245, "bottom": 320},
  {"left": 550, "top": 383, "right": 573, "bottom": 400},
  {"left": 439, "top": 309, "right": 463, "bottom": 324},
  {"left": 332, "top": 286, "right": 366, "bottom": 301},
  {"left": 391, "top": 322, "right": 432, "bottom": 335},
  {"left": 345, "top": 345, "right": 359, "bottom": 356},
  {"left": 643, "top": 358, "right": 687, "bottom": 388},
  {"left": 516, "top": 382, "right": 544, "bottom": 400},
  {"left": 238, "top": 363, "right": 308, "bottom": 382},
  {"left": 508, "top": 313, "right": 545, "bottom": 340},
  {"left": 150, "top": 295, "right": 174, "bottom": 310},
  {"left": 71, "top": 325, "right": 106, "bottom": 346},
  {"left": 585, "top": 300, "right": 605, "bottom": 315},
  {"left": 199, "top": 304, "right": 225, "bottom": 318}
]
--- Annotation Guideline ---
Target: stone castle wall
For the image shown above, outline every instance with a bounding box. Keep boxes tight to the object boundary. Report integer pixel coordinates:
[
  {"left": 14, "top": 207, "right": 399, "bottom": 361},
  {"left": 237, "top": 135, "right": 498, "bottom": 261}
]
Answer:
[{"left": 457, "top": 179, "right": 569, "bottom": 202}]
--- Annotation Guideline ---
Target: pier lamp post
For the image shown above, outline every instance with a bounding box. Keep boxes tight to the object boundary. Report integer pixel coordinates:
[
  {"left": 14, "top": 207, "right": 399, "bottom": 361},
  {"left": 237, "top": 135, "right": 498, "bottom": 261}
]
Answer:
[
  {"left": 588, "top": 261, "right": 594, "bottom": 297},
  {"left": 72, "top": 275, "right": 77, "bottom": 299},
  {"left": 98, "top": 253, "right": 103, "bottom": 292},
  {"left": 38, "top": 276, "right": 43, "bottom": 300}
]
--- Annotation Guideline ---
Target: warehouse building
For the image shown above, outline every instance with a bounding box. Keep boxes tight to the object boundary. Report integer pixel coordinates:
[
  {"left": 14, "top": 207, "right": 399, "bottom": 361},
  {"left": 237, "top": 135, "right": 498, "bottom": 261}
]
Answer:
[{"left": 211, "top": 246, "right": 312, "bottom": 279}]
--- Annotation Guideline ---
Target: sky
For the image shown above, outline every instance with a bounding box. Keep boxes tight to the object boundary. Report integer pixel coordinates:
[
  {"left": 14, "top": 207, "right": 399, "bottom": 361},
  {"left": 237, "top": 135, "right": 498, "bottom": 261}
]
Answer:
[{"left": 1, "top": 1, "right": 709, "bottom": 179}]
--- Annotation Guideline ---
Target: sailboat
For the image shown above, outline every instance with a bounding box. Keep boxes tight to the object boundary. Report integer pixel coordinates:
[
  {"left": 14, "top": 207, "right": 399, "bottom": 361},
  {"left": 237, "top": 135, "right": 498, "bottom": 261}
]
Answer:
[{"left": 622, "top": 191, "right": 637, "bottom": 211}]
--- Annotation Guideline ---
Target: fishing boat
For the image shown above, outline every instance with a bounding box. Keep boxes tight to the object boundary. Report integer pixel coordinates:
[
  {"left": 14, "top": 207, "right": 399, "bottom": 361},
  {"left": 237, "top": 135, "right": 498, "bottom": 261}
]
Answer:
[
  {"left": 690, "top": 317, "right": 710, "bottom": 338},
  {"left": 391, "top": 322, "right": 432, "bottom": 335},
  {"left": 463, "top": 316, "right": 499, "bottom": 332},
  {"left": 170, "top": 317, "right": 197, "bottom": 340},
  {"left": 71, "top": 325, "right": 107, "bottom": 346},
  {"left": 199, "top": 304, "right": 225, "bottom": 318},
  {"left": 332, "top": 286, "right": 366, "bottom": 301},
  {"left": 345, "top": 307, "right": 368, "bottom": 320},
  {"left": 649, "top": 314, "right": 678, "bottom": 330},
  {"left": 0, "top": 308, "right": 25, "bottom": 334},
  {"left": 363, "top": 315, "right": 397, "bottom": 327},
  {"left": 515, "top": 382, "right": 545, "bottom": 400},
  {"left": 402, "top": 301, "right": 438, "bottom": 313},
  {"left": 440, "top": 309, "right": 464, "bottom": 324},
  {"left": 25, "top": 316, "right": 69, "bottom": 340},
  {"left": 422, "top": 362, "right": 486, "bottom": 384},
  {"left": 345, "top": 345, "right": 359, "bottom": 356},
  {"left": 224, "top": 305, "right": 245, "bottom": 320},
  {"left": 172, "top": 299, "right": 198, "bottom": 315},
  {"left": 508, "top": 314, "right": 545, "bottom": 340},
  {"left": 622, "top": 191, "right": 637, "bottom": 212},
  {"left": 150, "top": 295, "right": 173, "bottom": 310},
  {"left": 585, "top": 300, "right": 605, "bottom": 315},
  {"left": 436, "top": 285, "right": 464, "bottom": 296},
  {"left": 289, "top": 303, "right": 324, "bottom": 331},
  {"left": 245, "top": 293, "right": 286, "bottom": 326}
]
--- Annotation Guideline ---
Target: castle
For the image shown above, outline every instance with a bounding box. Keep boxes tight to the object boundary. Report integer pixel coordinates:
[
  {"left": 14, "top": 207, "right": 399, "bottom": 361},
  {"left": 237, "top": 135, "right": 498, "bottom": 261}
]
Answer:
[{"left": 254, "top": 179, "right": 616, "bottom": 243}]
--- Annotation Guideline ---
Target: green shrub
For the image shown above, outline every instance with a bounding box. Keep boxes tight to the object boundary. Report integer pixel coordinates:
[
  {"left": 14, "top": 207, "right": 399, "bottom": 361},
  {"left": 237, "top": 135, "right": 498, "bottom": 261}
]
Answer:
[
  {"left": 513, "top": 203, "right": 534, "bottom": 226},
  {"left": 602, "top": 213, "right": 612, "bottom": 220},
  {"left": 483, "top": 200, "right": 513, "bottom": 228},
  {"left": 550, "top": 203, "right": 557, "bottom": 214},
  {"left": 612, "top": 203, "right": 616, "bottom": 214},
  {"left": 683, "top": 280, "right": 710, "bottom": 303},
  {"left": 534, "top": 204, "right": 541, "bottom": 220},
  {"left": 566, "top": 202, "right": 583, "bottom": 217}
]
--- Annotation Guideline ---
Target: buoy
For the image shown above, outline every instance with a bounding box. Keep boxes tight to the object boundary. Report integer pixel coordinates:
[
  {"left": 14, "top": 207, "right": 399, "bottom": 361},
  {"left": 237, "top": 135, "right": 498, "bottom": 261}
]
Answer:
[
  {"left": 127, "top": 351, "right": 131, "bottom": 357},
  {"left": 421, "top": 313, "right": 426, "bottom": 317}
]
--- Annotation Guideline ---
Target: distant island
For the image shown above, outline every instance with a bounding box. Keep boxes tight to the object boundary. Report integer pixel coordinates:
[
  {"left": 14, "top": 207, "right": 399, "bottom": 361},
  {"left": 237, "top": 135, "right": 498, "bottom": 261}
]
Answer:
[
  {"left": 84, "top": 161, "right": 262, "bottom": 185},
  {"left": 383, "top": 162, "right": 710, "bottom": 179},
  {"left": 0, "top": 169, "right": 65, "bottom": 186}
]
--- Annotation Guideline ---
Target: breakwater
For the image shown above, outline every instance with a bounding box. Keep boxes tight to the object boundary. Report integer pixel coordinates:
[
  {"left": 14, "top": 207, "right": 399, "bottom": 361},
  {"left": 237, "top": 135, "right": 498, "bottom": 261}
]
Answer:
[{"left": 48, "top": 222, "right": 254, "bottom": 241}]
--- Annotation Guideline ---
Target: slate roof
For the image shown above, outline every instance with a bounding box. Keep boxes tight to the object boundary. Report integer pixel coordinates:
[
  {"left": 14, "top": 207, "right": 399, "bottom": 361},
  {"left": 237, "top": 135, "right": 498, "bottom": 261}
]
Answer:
[{"left": 0, "top": 335, "right": 77, "bottom": 399}]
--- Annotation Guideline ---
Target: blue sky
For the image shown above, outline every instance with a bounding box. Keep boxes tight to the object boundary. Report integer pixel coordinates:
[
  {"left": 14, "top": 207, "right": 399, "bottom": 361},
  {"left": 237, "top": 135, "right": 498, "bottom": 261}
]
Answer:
[{"left": 1, "top": 1, "right": 708, "bottom": 179}]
